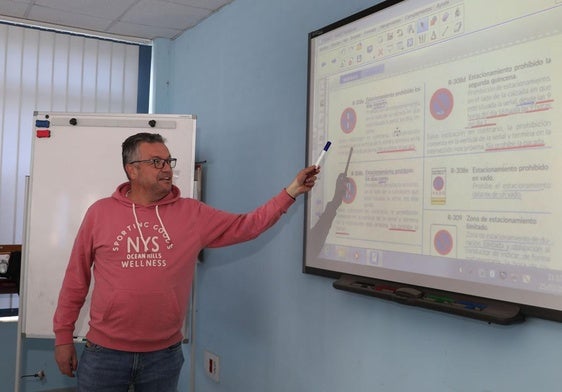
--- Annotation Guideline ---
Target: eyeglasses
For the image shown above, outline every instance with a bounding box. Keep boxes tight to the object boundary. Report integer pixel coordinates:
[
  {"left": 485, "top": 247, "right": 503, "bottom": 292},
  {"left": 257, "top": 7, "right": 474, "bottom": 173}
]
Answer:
[{"left": 128, "top": 158, "right": 177, "bottom": 169}]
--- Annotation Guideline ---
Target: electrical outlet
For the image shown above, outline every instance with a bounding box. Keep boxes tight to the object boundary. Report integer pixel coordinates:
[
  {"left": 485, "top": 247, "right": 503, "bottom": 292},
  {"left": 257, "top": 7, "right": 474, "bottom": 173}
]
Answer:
[{"left": 203, "top": 350, "right": 220, "bottom": 382}]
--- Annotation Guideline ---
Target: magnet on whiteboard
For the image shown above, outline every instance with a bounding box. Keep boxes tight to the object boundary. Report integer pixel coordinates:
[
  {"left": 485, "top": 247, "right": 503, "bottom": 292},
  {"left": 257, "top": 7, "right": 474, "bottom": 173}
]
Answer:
[
  {"left": 35, "top": 120, "right": 50, "bottom": 128},
  {"left": 36, "top": 130, "right": 51, "bottom": 138}
]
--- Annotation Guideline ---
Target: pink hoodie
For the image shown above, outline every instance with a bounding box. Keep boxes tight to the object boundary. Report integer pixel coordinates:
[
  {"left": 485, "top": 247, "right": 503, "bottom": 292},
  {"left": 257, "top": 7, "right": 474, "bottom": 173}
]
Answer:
[{"left": 53, "top": 182, "right": 295, "bottom": 352}]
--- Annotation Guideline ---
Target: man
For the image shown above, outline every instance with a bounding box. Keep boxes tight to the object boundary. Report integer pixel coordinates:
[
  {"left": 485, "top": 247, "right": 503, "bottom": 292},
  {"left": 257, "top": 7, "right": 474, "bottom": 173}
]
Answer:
[{"left": 54, "top": 132, "right": 318, "bottom": 391}]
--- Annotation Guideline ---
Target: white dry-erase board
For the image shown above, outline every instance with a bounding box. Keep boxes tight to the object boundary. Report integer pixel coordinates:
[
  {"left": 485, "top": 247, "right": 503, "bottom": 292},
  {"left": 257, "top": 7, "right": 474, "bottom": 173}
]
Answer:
[{"left": 21, "top": 112, "right": 196, "bottom": 338}]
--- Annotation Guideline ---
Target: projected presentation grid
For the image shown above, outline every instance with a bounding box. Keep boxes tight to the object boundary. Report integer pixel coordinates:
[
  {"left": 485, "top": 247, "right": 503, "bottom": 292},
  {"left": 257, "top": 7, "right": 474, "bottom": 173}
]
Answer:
[{"left": 305, "top": 0, "right": 562, "bottom": 313}]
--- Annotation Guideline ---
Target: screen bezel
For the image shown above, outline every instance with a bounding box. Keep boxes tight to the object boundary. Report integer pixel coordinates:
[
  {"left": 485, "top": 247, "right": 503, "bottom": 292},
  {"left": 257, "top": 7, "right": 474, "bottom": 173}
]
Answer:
[{"left": 303, "top": 0, "right": 562, "bottom": 322}]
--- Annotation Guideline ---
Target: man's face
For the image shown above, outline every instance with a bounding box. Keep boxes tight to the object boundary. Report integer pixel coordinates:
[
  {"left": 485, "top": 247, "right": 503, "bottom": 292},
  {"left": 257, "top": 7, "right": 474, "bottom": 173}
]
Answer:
[{"left": 128, "top": 142, "right": 173, "bottom": 202}]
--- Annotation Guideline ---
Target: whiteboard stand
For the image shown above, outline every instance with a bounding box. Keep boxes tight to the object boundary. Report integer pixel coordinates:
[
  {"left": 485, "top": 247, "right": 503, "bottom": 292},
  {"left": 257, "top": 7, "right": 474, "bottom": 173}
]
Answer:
[
  {"left": 14, "top": 175, "right": 30, "bottom": 392},
  {"left": 16, "top": 112, "right": 197, "bottom": 391},
  {"left": 187, "top": 161, "right": 204, "bottom": 392}
]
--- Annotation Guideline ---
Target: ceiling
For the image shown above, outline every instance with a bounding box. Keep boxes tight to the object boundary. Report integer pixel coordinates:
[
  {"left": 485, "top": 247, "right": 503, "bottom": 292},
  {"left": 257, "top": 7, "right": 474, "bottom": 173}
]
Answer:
[{"left": 0, "top": 0, "right": 233, "bottom": 41}]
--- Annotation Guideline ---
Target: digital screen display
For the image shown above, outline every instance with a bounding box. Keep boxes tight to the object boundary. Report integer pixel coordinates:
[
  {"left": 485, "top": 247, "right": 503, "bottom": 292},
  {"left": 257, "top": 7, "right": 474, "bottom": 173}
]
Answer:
[{"left": 305, "top": 0, "right": 562, "bottom": 317}]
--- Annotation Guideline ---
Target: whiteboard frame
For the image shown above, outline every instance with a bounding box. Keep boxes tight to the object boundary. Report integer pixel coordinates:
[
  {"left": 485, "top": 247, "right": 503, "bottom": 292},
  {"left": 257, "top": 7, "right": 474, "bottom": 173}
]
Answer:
[{"left": 20, "top": 112, "right": 197, "bottom": 339}]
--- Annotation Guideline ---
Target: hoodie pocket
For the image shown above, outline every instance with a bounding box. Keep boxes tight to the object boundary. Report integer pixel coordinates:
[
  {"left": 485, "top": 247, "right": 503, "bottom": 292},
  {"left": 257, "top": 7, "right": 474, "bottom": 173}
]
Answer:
[{"left": 95, "top": 288, "right": 182, "bottom": 341}]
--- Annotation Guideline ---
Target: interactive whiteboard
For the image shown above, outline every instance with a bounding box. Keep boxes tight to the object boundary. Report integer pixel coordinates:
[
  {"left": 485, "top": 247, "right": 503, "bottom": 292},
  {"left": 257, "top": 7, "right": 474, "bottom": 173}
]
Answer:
[{"left": 305, "top": 0, "right": 562, "bottom": 321}]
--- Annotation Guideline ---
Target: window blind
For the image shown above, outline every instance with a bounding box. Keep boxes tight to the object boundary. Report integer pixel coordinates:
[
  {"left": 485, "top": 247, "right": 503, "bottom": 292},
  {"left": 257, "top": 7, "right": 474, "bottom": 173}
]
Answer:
[{"left": 0, "top": 23, "right": 145, "bottom": 244}]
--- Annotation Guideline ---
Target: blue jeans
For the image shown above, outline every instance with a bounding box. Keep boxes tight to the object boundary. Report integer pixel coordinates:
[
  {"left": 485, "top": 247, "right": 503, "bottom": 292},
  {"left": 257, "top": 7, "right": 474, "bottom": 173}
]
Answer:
[{"left": 76, "top": 341, "right": 184, "bottom": 392}]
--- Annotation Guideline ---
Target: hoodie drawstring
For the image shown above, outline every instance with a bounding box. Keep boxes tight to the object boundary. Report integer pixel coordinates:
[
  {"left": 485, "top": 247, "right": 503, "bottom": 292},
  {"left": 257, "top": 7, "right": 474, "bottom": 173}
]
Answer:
[
  {"left": 131, "top": 202, "right": 173, "bottom": 250},
  {"left": 131, "top": 203, "right": 146, "bottom": 245},
  {"left": 156, "top": 205, "right": 172, "bottom": 245}
]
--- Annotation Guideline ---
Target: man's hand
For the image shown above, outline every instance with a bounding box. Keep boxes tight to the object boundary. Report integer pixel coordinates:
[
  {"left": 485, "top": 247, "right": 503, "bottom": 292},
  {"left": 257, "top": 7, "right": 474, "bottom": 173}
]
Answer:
[
  {"left": 55, "top": 343, "right": 78, "bottom": 377},
  {"left": 285, "top": 166, "right": 319, "bottom": 198}
]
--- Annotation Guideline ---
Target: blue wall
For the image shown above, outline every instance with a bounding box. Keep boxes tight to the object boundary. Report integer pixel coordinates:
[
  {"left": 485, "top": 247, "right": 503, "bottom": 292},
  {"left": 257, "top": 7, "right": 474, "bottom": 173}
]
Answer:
[
  {"left": 0, "top": 321, "right": 18, "bottom": 391},
  {"left": 153, "top": 0, "right": 562, "bottom": 391},
  {"left": 3, "top": 0, "right": 562, "bottom": 391},
  {"left": 0, "top": 320, "right": 83, "bottom": 391}
]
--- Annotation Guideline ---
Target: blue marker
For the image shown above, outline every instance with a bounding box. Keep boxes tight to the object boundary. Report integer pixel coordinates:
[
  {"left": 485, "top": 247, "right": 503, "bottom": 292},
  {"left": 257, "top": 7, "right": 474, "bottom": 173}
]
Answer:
[{"left": 314, "top": 141, "right": 332, "bottom": 167}]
